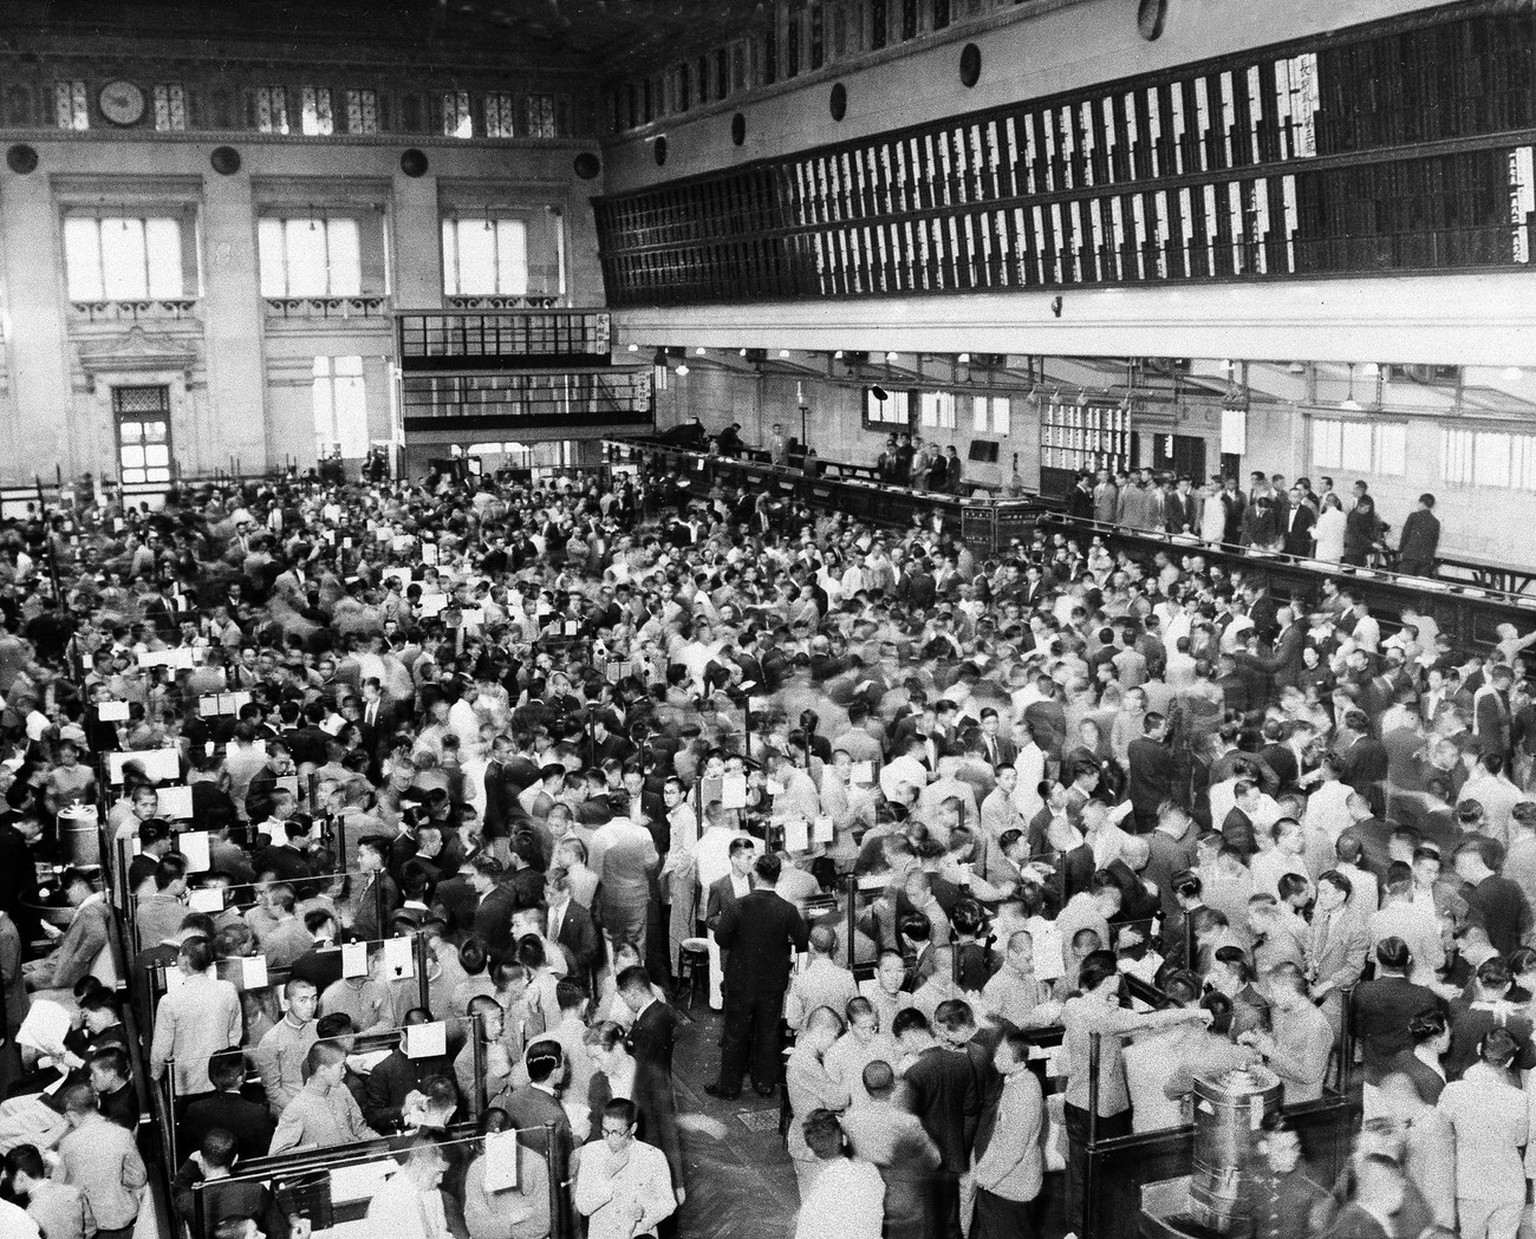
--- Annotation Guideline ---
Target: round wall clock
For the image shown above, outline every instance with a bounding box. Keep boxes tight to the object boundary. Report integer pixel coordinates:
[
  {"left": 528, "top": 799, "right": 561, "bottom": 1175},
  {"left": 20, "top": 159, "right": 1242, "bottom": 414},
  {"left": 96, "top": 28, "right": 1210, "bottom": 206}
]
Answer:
[{"left": 99, "top": 81, "right": 146, "bottom": 126}]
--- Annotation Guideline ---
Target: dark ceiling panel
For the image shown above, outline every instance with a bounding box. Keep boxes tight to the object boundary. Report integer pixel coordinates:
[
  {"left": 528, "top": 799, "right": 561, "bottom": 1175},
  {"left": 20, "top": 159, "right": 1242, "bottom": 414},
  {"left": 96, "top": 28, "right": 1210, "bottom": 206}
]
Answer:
[{"left": 0, "top": 0, "right": 767, "bottom": 76}]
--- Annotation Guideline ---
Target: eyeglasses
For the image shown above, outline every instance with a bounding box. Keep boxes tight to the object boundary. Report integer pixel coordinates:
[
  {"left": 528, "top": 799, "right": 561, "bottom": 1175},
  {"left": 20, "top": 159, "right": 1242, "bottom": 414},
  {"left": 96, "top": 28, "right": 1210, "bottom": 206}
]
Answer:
[{"left": 601, "top": 1125, "right": 632, "bottom": 1138}]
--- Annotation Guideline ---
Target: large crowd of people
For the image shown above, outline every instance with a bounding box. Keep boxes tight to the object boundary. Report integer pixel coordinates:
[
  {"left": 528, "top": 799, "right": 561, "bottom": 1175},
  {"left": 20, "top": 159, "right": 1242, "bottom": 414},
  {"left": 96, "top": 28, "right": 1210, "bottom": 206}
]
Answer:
[{"left": 0, "top": 440, "right": 1525, "bottom": 1239}]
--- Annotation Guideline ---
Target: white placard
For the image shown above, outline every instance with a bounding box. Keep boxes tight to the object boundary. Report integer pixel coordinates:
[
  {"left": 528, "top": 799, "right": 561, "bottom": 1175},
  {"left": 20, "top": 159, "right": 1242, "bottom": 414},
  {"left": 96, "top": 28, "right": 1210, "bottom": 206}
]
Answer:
[
  {"left": 341, "top": 941, "right": 369, "bottom": 979},
  {"left": 783, "top": 819, "right": 809, "bottom": 853},
  {"left": 158, "top": 786, "right": 195, "bottom": 821},
  {"left": 405, "top": 1020, "right": 447, "bottom": 1060},
  {"left": 241, "top": 955, "right": 269, "bottom": 989},
  {"left": 177, "top": 829, "right": 210, "bottom": 871},
  {"left": 108, "top": 748, "right": 180, "bottom": 784},
  {"left": 720, "top": 774, "right": 748, "bottom": 810},
  {"left": 460, "top": 607, "right": 486, "bottom": 626},
  {"left": 382, "top": 936, "right": 414, "bottom": 979},
  {"left": 481, "top": 1130, "right": 520, "bottom": 1192},
  {"left": 329, "top": 1159, "right": 400, "bottom": 1205},
  {"left": 812, "top": 816, "right": 834, "bottom": 844},
  {"left": 851, "top": 761, "right": 876, "bottom": 785},
  {"left": 96, "top": 701, "right": 130, "bottom": 722},
  {"left": 188, "top": 888, "right": 225, "bottom": 913}
]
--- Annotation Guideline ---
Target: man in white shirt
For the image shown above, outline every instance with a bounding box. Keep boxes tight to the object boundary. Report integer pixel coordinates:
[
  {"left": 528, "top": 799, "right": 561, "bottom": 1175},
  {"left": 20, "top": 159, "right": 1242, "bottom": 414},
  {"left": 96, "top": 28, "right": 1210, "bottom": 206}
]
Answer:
[
  {"left": 575, "top": 1099, "right": 677, "bottom": 1239},
  {"left": 792, "top": 1110, "right": 884, "bottom": 1239},
  {"left": 366, "top": 1135, "right": 451, "bottom": 1239}
]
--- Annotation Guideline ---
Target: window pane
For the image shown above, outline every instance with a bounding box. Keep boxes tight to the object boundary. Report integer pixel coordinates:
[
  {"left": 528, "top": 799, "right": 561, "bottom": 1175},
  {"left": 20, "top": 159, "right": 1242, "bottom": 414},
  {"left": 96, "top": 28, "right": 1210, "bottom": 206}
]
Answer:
[
  {"left": 1340, "top": 421, "right": 1371, "bottom": 468},
  {"left": 1476, "top": 432, "right": 1512, "bottom": 488},
  {"left": 991, "top": 396, "right": 1011, "bottom": 436},
  {"left": 144, "top": 444, "right": 170, "bottom": 467},
  {"left": 335, "top": 372, "right": 368, "bottom": 457},
  {"left": 326, "top": 219, "right": 362, "bottom": 296},
  {"left": 440, "top": 221, "right": 459, "bottom": 296},
  {"left": 453, "top": 219, "right": 499, "bottom": 295},
  {"left": 142, "top": 421, "right": 168, "bottom": 443},
  {"left": 284, "top": 219, "right": 329, "bottom": 297},
  {"left": 494, "top": 219, "right": 528, "bottom": 294},
  {"left": 101, "top": 218, "right": 148, "bottom": 299},
  {"left": 120, "top": 445, "right": 146, "bottom": 468},
  {"left": 144, "top": 218, "right": 183, "bottom": 298},
  {"left": 63, "top": 217, "right": 104, "bottom": 300},
  {"left": 118, "top": 422, "right": 144, "bottom": 443},
  {"left": 1375, "top": 423, "right": 1406, "bottom": 476},
  {"left": 972, "top": 394, "right": 987, "bottom": 432},
  {"left": 258, "top": 218, "right": 286, "bottom": 297},
  {"left": 334, "top": 354, "right": 364, "bottom": 377}
]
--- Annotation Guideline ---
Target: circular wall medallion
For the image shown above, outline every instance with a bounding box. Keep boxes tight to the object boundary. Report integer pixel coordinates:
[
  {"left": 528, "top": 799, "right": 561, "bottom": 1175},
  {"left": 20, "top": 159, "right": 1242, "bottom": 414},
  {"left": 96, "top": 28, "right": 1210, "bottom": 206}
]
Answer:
[
  {"left": 400, "top": 148, "right": 429, "bottom": 178},
  {"left": 1138, "top": 0, "right": 1169, "bottom": 40},
  {"left": 959, "top": 44, "right": 982, "bottom": 88},
  {"left": 6, "top": 144, "right": 38, "bottom": 175},
  {"left": 209, "top": 145, "right": 242, "bottom": 175},
  {"left": 98, "top": 80, "right": 146, "bottom": 126},
  {"left": 573, "top": 152, "right": 602, "bottom": 180},
  {"left": 730, "top": 112, "right": 746, "bottom": 146},
  {"left": 829, "top": 82, "right": 847, "bottom": 121},
  {"left": 654, "top": 135, "right": 668, "bottom": 166}
]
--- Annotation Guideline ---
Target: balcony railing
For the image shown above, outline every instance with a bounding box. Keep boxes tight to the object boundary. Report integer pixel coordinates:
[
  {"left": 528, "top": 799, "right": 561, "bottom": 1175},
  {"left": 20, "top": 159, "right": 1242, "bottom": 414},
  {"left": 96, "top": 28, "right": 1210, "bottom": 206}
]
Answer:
[
  {"left": 445, "top": 295, "right": 566, "bottom": 310},
  {"left": 264, "top": 296, "right": 389, "bottom": 320},
  {"left": 69, "top": 299, "right": 200, "bottom": 323}
]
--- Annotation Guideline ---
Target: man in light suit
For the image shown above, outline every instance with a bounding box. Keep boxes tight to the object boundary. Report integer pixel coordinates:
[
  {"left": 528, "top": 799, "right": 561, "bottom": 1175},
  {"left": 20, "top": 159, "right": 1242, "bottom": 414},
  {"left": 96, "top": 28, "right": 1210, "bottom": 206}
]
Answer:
[
  {"left": 1305, "top": 869, "right": 1368, "bottom": 1040},
  {"left": 24, "top": 869, "right": 120, "bottom": 999}
]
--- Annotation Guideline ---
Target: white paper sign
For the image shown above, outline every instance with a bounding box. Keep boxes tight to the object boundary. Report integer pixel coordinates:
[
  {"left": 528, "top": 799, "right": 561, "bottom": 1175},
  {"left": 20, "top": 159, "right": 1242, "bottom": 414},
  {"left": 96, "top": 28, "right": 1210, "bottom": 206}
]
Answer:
[
  {"left": 188, "top": 888, "right": 225, "bottom": 913},
  {"left": 108, "top": 748, "right": 180, "bottom": 784},
  {"left": 96, "top": 701, "right": 130, "bottom": 722},
  {"left": 720, "top": 774, "right": 748, "bottom": 810},
  {"left": 783, "top": 819, "right": 809, "bottom": 853},
  {"left": 812, "top": 816, "right": 834, "bottom": 845},
  {"left": 481, "top": 1130, "right": 520, "bottom": 1192},
  {"left": 405, "top": 1020, "right": 447, "bottom": 1060},
  {"left": 382, "top": 936, "right": 414, "bottom": 979},
  {"left": 177, "top": 829, "right": 210, "bottom": 871},
  {"left": 342, "top": 941, "right": 369, "bottom": 979},
  {"left": 851, "top": 761, "right": 876, "bottom": 785},
  {"left": 158, "top": 786, "right": 195, "bottom": 821},
  {"left": 241, "top": 955, "right": 269, "bottom": 989}
]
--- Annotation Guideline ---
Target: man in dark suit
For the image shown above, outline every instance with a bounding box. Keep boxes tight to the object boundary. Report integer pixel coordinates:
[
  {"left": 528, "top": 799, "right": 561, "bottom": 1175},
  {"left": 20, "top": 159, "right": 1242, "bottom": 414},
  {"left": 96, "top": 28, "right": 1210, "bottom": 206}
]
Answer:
[
  {"left": 1397, "top": 493, "right": 1441, "bottom": 577},
  {"left": 1165, "top": 476, "right": 1200, "bottom": 536},
  {"left": 1282, "top": 486, "right": 1317, "bottom": 557},
  {"left": 1126, "top": 712, "right": 1179, "bottom": 833},
  {"left": 893, "top": 1005, "right": 980, "bottom": 1239},
  {"left": 1350, "top": 938, "right": 1441, "bottom": 1092},
  {"left": 976, "top": 708, "right": 1016, "bottom": 770},
  {"left": 180, "top": 1050, "right": 275, "bottom": 1163},
  {"left": 362, "top": 1011, "right": 442, "bottom": 1131},
  {"left": 616, "top": 964, "right": 685, "bottom": 1188},
  {"left": 466, "top": 854, "right": 517, "bottom": 961},
  {"left": 546, "top": 867, "right": 601, "bottom": 981},
  {"left": 707, "top": 854, "right": 808, "bottom": 1100}
]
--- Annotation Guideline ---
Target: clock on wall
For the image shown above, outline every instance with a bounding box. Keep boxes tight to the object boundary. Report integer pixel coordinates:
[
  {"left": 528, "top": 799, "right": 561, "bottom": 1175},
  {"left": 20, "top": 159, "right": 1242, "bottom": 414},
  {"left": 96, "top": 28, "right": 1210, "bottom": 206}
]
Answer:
[{"left": 98, "top": 81, "right": 146, "bottom": 126}]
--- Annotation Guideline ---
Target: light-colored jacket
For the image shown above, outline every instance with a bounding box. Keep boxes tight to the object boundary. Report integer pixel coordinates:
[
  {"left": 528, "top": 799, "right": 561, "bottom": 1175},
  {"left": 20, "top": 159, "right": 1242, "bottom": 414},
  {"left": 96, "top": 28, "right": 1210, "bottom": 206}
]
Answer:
[{"left": 971, "top": 1069, "right": 1044, "bottom": 1202}]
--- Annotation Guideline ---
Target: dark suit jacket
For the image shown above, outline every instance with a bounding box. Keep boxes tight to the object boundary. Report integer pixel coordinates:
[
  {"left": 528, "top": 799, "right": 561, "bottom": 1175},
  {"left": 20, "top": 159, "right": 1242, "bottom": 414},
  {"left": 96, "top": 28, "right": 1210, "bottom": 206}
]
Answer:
[
  {"left": 363, "top": 1048, "right": 426, "bottom": 1129},
  {"left": 434, "top": 874, "right": 478, "bottom": 938},
  {"left": 1127, "top": 737, "right": 1179, "bottom": 819},
  {"left": 903, "top": 1044, "right": 980, "bottom": 1174},
  {"left": 626, "top": 998, "right": 681, "bottom": 1077},
  {"left": 715, "top": 888, "right": 808, "bottom": 996},
  {"left": 181, "top": 1091, "right": 276, "bottom": 1163},
  {"left": 704, "top": 874, "right": 745, "bottom": 931},
  {"left": 552, "top": 900, "right": 602, "bottom": 977},
  {"left": 1350, "top": 977, "right": 1441, "bottom": 1084},
  {"left": 1282, "top": 503, "right": 1317, "bottom": 557},
  {"left": 288, "top": 946, "right": 345, "bottom": 994},
  {"left": 472, "top": 886, "right": 518, "bottom": 961},
  {"left": 1222, "top": 807, "right": 1258, "bottom": 857},
  {"left": 1398, "top": 509, "right": 1440, "bottom": 568}
]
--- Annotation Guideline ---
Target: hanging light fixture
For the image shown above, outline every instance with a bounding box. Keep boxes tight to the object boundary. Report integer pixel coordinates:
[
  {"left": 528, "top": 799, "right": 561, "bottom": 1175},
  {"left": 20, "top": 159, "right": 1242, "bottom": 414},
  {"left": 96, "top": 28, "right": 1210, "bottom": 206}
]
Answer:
[{"left": 1339, "top": 362, "right": 1363, "bottom": 411}]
